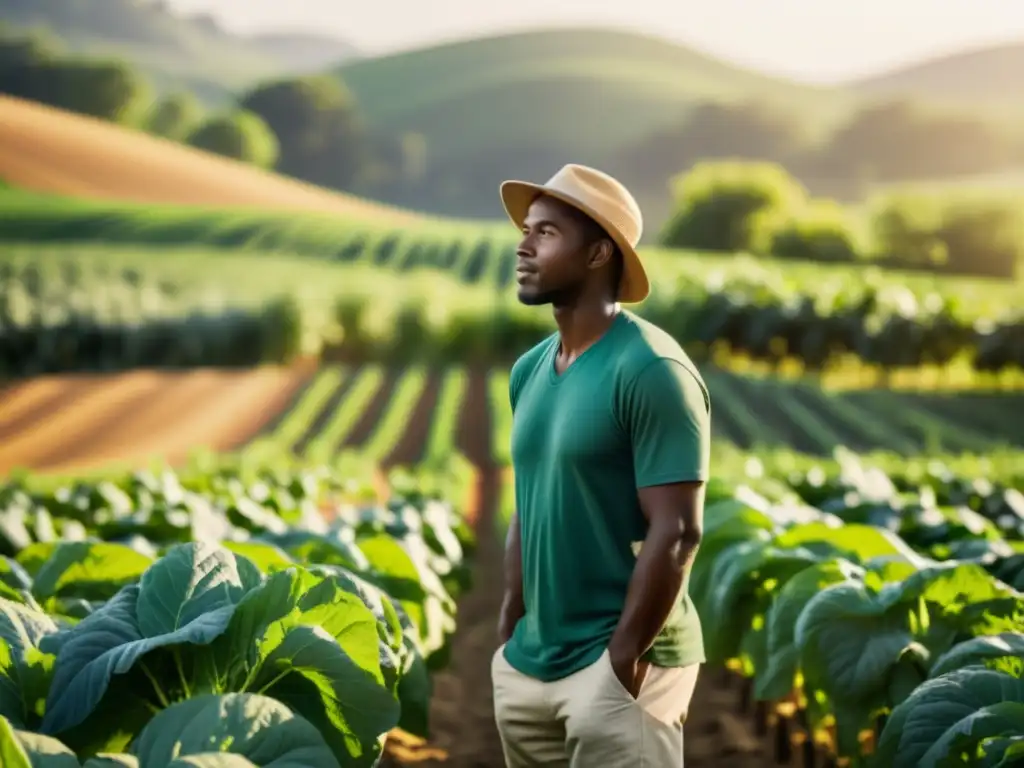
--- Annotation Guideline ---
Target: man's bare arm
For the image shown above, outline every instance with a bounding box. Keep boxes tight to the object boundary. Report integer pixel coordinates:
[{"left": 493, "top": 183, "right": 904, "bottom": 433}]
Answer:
[
  {"left": 498, "top": 512, "right": 525, "bottom": 643},
  {"left": 607, "top": 481, "right": 704, "bottom": 693}
]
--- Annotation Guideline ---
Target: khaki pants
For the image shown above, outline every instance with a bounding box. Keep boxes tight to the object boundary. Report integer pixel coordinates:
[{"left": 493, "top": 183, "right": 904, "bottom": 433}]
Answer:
[{"left": 492, "top": 645, "right": 700, "bottom": 767}]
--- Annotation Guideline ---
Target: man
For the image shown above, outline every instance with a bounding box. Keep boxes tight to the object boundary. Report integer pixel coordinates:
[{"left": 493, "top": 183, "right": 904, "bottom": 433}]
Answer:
[{"left": 491, "top": 163, "right": 711, "bottom": 767}]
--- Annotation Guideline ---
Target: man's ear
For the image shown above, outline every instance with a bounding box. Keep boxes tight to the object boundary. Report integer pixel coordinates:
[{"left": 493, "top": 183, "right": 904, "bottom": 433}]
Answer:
[{"left": 587, "top": 238, "right": 614, "bottom": 270}]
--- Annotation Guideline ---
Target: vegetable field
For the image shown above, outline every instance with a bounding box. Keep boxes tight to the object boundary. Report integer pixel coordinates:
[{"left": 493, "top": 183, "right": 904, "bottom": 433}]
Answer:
[
  {"left": 2, "top": 227, "right": 1022, "bottom": 380},
  {"left": 1, "top": 193, "right": 1022, "bottom": 768},
  {"left": 693, "top": 451, "right": 1024, "bottom": 767},
  {"left": 0, "top": 462, "right": 476, "bottom": 767},
  {"left": 0, "top": 356, "right": 1022, "bottom": 765}
]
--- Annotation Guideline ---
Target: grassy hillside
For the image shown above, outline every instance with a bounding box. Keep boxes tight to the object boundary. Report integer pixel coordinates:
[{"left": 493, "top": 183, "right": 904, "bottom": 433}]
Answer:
[
  {"left": 849, "top": 41, "right": 1024, "bottom": 115},
  {"left": 0, "top": 0, "right": 359, "bottom": 102},
  {"left": 0, "top": 94, "right": 413, "bottom": 222},
  {"left": 337, "top": 28, "right": 851, "bottom": 166}
]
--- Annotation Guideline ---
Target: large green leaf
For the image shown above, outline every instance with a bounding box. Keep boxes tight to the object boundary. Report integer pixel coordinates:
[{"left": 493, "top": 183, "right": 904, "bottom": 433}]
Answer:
[
  {"left": 28, "top": 543, "right": 153, "bottom": 603},
  {"left": 929, "top": 633, "right": 1024, "bottom": 679},
  {"left": 204, "top": 568, "right": 402, "bottom": 766},
  {"left": 794, "top": 581, "right": 922, "bottom": 755},
  {"left": 0, "top": 714, "right": 79, "bottom": 767},
  {"left": 40, "top": 544, "right": 262, "bottom": 736},
  {"left": 756, "top": 559, "right": 862, "bottom": 701},
  {"left": 774, "top": 522, "right": 924, "bottom": 566},
  {"left": 128, "top": 693, "right": 341, "bottom": 768},
  {"left": 0, "top": 600, "right": 60, "bottom": 729},
  {"left": 874, "top": 668, "right": 1024, "bottom": 767},
  {"left": 703, "top": 540, "right": 819, "bottom": 665},
  {"left": 355, "top": 534, "right": 454, "bottom": 659}
]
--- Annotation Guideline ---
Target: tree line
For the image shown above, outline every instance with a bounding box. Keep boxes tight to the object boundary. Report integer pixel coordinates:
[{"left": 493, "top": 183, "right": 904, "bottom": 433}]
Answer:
[{"left": 660, "top": 160, "right": 1022, "bottom": 279}]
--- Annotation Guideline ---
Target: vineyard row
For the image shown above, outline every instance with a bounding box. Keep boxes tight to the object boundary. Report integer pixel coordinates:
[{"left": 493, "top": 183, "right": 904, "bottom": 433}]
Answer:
[{"left": 2, "top": 243, "right": 1023, "bottom": 379}]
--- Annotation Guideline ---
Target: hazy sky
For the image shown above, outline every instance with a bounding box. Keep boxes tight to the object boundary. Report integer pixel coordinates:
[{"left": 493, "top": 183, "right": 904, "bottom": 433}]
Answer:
[{"left": 165, "top": 0, "right": 1024, "bottom": 83}]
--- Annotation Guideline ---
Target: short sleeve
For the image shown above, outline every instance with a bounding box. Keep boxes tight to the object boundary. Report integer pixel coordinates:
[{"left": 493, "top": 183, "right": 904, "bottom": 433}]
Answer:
[{"left": 623, "top": 358, "right": 711, "bottom": 487}]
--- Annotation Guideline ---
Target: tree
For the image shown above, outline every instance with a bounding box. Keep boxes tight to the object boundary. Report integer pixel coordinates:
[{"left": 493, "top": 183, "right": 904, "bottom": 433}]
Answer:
[
  {"left": 239, "top": 75, "right": 364, "bottom": 189},
  {"left": 186, "top": 109, "right": 279, "bottom": 169},
  {"left": 145, "top": 91, "right": 203, "bottom": 140},
  {"left": 868, "top": 192, "right": 1021, "bottom": 278},
  {"left": 659, "top": 161, "right": 807, "bottom": 253},
  {"left": 1, "top": 45, "right": 149, "bottom": 124},
  {"left": 770, "top": 199, "right": 865, "bottom": 263}
]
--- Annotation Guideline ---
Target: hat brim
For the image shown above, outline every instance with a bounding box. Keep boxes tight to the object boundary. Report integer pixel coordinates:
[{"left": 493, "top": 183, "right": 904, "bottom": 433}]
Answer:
[{"left": 498, "top": 180, "right": 650, "bottom": 304}]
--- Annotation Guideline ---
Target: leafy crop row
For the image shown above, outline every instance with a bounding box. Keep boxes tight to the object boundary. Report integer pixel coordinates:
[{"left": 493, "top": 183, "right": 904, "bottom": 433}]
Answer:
[
  {"left": 0, "top": 461, "right": 475, "bottom": 766},
  {"left": 1, "top": 244, "right": 1021, "bottom": 379},
  {"left": 693, "top": 450, "right": 1024, "bottom": 765}
]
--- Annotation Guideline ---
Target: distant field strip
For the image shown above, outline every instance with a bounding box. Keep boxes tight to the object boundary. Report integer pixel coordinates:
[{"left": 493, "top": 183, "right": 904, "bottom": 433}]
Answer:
[{"left": 251, "top": 364, "right": 1024, "bottom": 466}]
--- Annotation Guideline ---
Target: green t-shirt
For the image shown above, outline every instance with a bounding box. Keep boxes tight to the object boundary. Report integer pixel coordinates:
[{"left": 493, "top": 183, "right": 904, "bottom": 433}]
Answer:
[{"left": 503, "top": 310, "right": 711, "bottom": 683}]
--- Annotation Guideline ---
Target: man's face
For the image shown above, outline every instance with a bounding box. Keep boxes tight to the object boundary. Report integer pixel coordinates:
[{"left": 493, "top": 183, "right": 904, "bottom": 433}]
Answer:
[{"left": 515, "top": 196, "right": 593, "bottom": 306}]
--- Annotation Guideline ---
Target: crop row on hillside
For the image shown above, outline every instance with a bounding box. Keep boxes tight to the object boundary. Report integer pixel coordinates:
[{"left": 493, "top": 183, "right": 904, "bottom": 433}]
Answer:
[
  {"left": 1, "top": 243, "right": 1022, "bottom": 380},
  {"left": 0, "top": 459, "right": 476, "bottom": 766},
  {"left": 0, "top": 196, "right": 1017, "bottom": 314},
  {"left": 1, "top": 365, "right": 1022, "bottom": 483},
  {"left": 210, "top": 364, "right": 1024, "bottom": 469}
]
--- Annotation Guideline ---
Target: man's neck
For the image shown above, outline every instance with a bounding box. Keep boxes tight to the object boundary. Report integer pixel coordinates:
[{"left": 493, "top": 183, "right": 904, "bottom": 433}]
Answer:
[{"left": 552, "top": 297, "right": 619, "bottom": 359}]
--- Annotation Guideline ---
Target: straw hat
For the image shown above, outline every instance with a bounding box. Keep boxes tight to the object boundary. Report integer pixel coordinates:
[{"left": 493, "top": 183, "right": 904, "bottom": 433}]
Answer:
[{"left": 499, "top": 163, "right": 649, "bottom": 303}]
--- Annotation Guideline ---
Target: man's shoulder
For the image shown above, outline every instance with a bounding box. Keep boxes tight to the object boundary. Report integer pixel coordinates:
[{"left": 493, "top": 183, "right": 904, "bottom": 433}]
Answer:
[
  {"left": 512, "top": 333, "right": 556, "bottom": 378},
  {"left": 617, "top": 311, "right": 705, "bottom": 386},
  {"left": 509, "top": 332, "right": 557, "bottom": 408}
]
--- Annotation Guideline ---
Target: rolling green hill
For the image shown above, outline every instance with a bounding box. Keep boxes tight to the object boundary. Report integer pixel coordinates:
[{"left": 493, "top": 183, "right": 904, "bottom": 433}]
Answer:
[
  {"left": 338, "top": 27, "right": 850, "bottom": 163},
  {"left": 334, "top": 27, "right": 1024, "bottom": 225},
  {"left": 0, "top": 0, "right": 360, "bottom": 103},
  {"left": 335, "top": 27, "right": 856, "bottom": 222},
  {"left": 849, "top": 41, "right": 1024, "bottom": 115}
]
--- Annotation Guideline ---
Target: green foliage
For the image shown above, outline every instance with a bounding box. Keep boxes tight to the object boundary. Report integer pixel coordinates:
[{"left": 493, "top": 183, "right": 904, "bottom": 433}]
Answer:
[
  {"left": 0, "top": 0, "right": 335, "bottom": 99},
  {"left": 0, "top": 223, "right": 1019, "bottom": 379},
  {"left": 239, "top": 76, "right": 363, "bottom": 188},
  {"left": 685, "top": 451, "right": 1024, "bottom": 763},
  {"left": 186, "top": 110, "right": 279, "bottom": 169},
  {"left": 144, "top": 92, "right": 203, "bottom": 141},
  {"left": 1, "top": 55, "right": 149, "bottom": 123},
  {"left": 769, "top": 199, "right": 866, "bottom": 263},
  {"left": 869, "top": 192, "right": 1023, "bottom": 278},
  {"left": 0, "top": 461, "right": 475, "bottom": 764},
  {"left": 660, "top": 161, "right": 807, "bottom": 253}
]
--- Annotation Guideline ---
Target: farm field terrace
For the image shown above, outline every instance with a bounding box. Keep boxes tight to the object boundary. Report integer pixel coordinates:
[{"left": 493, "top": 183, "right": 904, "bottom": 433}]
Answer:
[
  {"left": 1, "top": 364, "right": 1022, "bottom": 480},
  {"left": 2, "top": 240, "right": 1022, "bottom": 389},
  {"left": 0, "top": 195, "right": 1019, "bottom": 316}
]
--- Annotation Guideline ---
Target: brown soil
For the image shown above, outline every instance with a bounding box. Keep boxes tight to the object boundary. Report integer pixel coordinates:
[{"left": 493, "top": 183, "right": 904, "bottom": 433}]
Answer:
[
  {"left": 0, "top": 367, "right": 311, "bottom": 476},
  {"left": 385, "top": 370, "right": 443, "bottom": 466},
  {"left": 342, "top": 368, "right": 399, "bottom": 448},
  {"left": 0, "top": 94, "right": 415, "bottom": 222}
]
